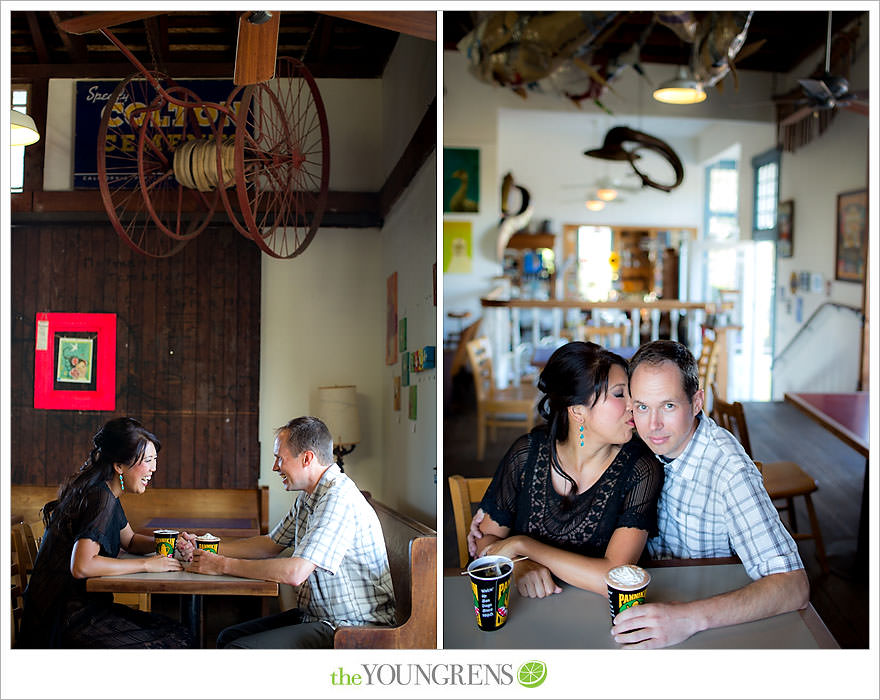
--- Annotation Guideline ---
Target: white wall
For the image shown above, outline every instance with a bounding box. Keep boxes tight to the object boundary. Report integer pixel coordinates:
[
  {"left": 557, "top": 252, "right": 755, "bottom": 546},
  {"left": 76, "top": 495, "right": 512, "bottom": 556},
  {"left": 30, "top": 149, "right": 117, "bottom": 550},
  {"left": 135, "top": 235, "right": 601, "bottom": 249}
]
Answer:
[
  {"left": 772, "top": 31, "right": 870, "bottom": 369},
  {"left": 442, "top": 47, "right": 776, "bottom": 339},
  {"left": 39, "top": 37, "right": 437, "bottom": 528}
]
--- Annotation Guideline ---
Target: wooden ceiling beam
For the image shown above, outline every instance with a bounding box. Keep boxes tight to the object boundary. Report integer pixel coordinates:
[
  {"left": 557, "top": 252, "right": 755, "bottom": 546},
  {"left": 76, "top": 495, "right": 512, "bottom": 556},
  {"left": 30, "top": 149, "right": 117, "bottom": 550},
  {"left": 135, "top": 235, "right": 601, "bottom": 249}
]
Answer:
[
  {"left": 49, "top": 11, "right": 88, "bottom": 63},
  {"left": 25, "top": 12, "right": 50, "bottom": 64}
]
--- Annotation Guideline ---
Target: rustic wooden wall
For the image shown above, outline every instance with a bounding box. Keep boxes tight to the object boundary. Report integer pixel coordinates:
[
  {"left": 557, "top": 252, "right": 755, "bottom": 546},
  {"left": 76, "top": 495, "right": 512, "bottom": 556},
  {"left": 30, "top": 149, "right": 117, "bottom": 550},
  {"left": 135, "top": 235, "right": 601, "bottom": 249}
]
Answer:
[{"left": 10, "top": 223, "right": 261, "bottom": 489}]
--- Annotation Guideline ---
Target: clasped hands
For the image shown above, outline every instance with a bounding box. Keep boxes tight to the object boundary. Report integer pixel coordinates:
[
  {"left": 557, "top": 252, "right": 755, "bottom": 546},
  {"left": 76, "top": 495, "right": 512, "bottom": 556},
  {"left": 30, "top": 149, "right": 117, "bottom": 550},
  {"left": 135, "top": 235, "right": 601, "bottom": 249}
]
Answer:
[{"left": 172, "top": 532, "right": 223, "bottom": 575}]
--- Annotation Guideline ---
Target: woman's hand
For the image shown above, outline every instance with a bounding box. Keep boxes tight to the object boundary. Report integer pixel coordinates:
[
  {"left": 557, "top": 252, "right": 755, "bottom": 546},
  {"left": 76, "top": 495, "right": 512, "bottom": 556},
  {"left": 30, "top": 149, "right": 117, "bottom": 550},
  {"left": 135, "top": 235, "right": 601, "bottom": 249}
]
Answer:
[
  {"left": 175, "top": 532, "right": 197, "bottom": 562},
  {"left": 481, "top": 535, "right": 522, "bottom": 559},
  {"left": 513, "top": 560, "right": 562, "bottom": 598},
  {"left": 143, "top": 553, "right": 183, "bottom": 573}
]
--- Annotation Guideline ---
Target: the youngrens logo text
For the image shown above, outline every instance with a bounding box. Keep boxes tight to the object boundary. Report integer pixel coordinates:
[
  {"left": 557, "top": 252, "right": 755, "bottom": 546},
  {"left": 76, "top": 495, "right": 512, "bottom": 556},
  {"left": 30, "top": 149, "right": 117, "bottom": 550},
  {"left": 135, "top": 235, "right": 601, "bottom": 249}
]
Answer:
[{"left": 330, "top": 661, "right": 547, "bottom": 688}]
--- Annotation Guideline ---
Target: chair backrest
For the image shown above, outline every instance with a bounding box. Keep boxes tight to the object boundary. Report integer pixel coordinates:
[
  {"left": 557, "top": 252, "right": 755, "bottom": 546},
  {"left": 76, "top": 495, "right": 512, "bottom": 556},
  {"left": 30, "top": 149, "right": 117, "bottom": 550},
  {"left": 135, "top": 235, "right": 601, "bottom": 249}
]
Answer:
[
  {"left": 450, "top": 317, "right": 482, "bottom": 377},
  {"left": 448, "top": 475, "right": 492, "bottom": 568},
  {"left": 710, "top": 383, "right": 754, "bottom": 458},
  {"left": 697, "top": 330, "right": 720, "bottom": 392},
  {"left": 465, "top": 337, "right": 495, "bottom": 403},
  {"left": 582, "top": 324, "right": 628, "bottom": 347}
]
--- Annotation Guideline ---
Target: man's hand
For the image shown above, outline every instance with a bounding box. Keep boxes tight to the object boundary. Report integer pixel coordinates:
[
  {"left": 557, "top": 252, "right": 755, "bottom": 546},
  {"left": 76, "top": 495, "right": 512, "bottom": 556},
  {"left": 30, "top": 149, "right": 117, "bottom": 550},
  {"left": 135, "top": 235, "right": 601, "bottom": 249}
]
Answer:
[
  {"left": 512, "top": 559, "right": 561, "bottom": 598},
  {"left": 188, "top": 548, "right": 225, "bottom": 576},
  {"left": 175, "top": 532, "right": 197, "bottom": 562},
  {"left": 143, "top": 553, "right": 183, "bottom": 573},
  {"left": 467, "top": 508, "right": 485, "bottom": 557},
  {"left": 611, "top": 601, "right": 698, "bottom": 649}
]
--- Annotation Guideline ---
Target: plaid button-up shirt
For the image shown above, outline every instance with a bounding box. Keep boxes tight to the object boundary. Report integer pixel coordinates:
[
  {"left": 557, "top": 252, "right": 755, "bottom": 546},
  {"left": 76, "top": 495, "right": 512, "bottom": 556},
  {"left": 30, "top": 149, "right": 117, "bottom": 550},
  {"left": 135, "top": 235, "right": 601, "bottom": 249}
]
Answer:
[
  {"left": 270, "top": 465, "right": 396, "bottom": 628},
  {"left": 647, "top": 414, "right": 804, "bottom": 579}
]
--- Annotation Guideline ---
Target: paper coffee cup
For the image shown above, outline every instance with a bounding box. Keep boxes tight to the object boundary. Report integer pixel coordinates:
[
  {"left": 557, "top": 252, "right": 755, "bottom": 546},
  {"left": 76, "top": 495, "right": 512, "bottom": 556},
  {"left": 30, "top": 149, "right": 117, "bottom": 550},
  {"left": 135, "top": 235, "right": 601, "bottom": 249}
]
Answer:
[
  {"left": 467, "top": 555, "right": 513, "bottom": 632},
  {"left": 195, "top": 533, "right": 221, "bottom": 554},
  {"left": 605, "top": 564, "right": 650, "bottom": 622},
  {"left": 154, "top": 529, "right": 179, "bottom": 557}
]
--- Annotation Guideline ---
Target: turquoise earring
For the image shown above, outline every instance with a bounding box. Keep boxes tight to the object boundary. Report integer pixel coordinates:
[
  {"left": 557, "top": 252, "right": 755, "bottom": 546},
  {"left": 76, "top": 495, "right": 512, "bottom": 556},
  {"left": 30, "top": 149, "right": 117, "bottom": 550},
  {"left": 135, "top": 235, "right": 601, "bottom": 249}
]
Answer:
[
  {"left": 579, "top": 423, "right": 584, "bottom": 447},
  {"left": 119, "top": 473, "right": 125, "bottom": 492}
]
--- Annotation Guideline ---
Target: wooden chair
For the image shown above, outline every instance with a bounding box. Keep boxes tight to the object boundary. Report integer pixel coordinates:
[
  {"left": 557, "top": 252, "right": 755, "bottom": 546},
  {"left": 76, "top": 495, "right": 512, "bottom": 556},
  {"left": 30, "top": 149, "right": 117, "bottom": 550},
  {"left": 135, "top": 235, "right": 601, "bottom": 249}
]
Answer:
[
  {"left": 465, "top": 337, "right": 539, "bottom": 461},
  {"left": 448, "top": 475, "right": 492, "bottom": 568},
  {"left": 710, "top": 385, "right": 829, "bottom": 573},
  {"left": 449, "top": 317, "right": 482, "bottom": 378},
  {"left": 698, "top": 330, "right": 721, "bottom": 412},
  {"left": 581, "top": 323, "right": 629, "bottom": 347}
]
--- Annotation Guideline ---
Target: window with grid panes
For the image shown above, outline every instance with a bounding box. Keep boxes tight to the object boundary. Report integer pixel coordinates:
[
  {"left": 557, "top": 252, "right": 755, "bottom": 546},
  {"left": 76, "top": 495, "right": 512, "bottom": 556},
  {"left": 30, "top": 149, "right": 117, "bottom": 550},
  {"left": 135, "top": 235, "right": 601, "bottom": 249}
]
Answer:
[
  {"left": 11, "top": 88, "right": 29, "bottom": 193},
  {"left": 751, "top": 149, "right": 781, "bottom": 239}
]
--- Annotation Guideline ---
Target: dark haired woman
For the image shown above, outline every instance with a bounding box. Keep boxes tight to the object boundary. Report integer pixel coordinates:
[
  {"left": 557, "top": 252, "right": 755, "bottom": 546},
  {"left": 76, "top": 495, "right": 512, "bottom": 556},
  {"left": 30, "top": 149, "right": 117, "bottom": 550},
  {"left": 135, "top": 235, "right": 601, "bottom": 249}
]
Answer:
[
  {"left": 19, "top": 417, "right": 193, "bottom": 648},
  {"left": 472, "top": 341, "right": 663, "bottom": 598}
]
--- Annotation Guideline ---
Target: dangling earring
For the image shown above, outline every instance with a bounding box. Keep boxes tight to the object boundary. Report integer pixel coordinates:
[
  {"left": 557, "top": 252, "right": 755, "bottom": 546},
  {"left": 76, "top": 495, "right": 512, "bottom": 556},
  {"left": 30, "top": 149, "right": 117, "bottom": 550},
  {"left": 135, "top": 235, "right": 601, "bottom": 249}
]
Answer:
[
  {"left": 119, "top": 473, "right": 125, "bottom": 492},
  {"left": 579, "top": 423, "right": 584, "bottom": 447}
]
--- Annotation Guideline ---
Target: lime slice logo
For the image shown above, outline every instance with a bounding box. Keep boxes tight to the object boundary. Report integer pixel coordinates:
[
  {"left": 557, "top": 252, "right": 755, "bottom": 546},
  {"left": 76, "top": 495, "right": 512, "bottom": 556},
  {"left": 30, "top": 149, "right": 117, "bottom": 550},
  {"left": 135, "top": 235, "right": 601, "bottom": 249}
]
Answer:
[{"left": 517, "top": 660, "right": 547, "bottom": 688}]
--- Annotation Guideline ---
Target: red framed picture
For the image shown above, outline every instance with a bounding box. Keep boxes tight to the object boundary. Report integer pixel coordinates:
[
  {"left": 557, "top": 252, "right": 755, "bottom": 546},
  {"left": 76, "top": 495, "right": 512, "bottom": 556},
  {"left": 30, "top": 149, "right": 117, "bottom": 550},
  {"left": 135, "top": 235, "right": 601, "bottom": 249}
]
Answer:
[{"left": 33, "top": 312, "right": 116, "bottom": 410}]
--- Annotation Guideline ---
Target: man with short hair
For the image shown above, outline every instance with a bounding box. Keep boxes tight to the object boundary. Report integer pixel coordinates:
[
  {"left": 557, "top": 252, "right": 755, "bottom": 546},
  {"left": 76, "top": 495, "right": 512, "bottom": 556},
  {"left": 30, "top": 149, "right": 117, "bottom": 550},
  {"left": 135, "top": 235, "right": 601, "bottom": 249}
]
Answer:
[
  {"left": 612, "top": 339, "right": 808, "bottom": 648},
  {"left": 468, "top": 340, "right": 809, "bottom": 648},
  {"left": 182, "top": 416, "right": 395, "bottom": 648}
]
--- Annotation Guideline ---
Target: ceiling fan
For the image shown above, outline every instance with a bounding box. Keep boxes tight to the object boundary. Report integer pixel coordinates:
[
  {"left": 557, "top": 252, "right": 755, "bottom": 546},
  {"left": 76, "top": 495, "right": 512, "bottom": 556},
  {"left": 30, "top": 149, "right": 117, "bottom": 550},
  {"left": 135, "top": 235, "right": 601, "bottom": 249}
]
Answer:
[
  {"left": 778, "top": 11, "right": 868, "bottom": 127},
  {"left": 57, "top": 10, "right": 435, "bottom": 85}
]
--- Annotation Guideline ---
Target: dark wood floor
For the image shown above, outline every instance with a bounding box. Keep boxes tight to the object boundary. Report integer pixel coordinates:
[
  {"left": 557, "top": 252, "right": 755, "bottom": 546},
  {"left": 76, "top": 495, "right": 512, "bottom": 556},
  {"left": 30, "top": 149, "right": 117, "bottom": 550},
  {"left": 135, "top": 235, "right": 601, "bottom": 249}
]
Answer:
[{"left": 442, "top": 375, "right": 868, "bottom": 648}]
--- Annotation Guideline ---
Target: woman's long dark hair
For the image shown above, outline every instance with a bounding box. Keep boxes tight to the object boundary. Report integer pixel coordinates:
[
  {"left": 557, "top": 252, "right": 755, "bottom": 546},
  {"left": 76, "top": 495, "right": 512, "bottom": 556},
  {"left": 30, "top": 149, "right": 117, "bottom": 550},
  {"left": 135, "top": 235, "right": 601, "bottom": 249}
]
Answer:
[
  {"left": 42, "top": 417, "right": 160, "bottom": 535},
  {"left": 536, "top": 342, "right": 628, "bottom": 504}
]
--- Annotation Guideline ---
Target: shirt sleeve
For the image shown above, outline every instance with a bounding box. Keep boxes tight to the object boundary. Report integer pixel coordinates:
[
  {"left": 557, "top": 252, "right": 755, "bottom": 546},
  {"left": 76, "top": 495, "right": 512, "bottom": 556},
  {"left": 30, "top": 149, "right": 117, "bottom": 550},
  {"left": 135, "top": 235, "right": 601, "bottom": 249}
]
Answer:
[
  {"left": 721, "top": 459, "right": 804, "bottom": 579},
  {"left": 73, "top": 487, "right": 121, "bottom": 555},
  {"left": 479, "top": 432, "right": 532, "bottom": 529},
  {"left": 293, "top": 487, "right": 355, "bottom": 575},
  {"left": 615, "top": 446, "right": 664, "bottom": 535}
]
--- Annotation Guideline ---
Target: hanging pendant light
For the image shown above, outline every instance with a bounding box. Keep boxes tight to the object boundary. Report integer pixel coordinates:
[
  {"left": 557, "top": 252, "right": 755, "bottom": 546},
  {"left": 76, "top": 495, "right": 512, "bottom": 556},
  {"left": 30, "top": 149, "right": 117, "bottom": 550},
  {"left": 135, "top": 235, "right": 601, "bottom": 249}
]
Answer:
[
  {"left": 596, "top": 188, "right": 618, "bottom": 201},
  {"left": 11, "top": 109, "right": 40, "bottom": 146},
  {"left": 653, "top": 66, "right": 707, "bottom": 105}
]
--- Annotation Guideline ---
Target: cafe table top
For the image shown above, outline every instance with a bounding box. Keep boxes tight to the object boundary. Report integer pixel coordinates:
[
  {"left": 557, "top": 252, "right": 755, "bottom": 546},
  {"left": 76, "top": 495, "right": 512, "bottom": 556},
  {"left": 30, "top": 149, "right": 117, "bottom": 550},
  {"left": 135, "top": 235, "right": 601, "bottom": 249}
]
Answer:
[
  {"left": 86, "top": 564, "right": 278, "bottom": 597},
  {"left": 443, "top": 563, "right": 837, "bottom": 649}
]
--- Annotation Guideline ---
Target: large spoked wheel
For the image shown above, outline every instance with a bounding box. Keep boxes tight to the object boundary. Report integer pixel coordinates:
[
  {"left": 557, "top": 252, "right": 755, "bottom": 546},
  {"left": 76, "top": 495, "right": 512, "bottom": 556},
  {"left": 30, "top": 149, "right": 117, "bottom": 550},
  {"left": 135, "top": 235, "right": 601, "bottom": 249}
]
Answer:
[
  {"left": 137, "top": 85, "right": 222, "bottom": 241},
  {"left": 233, "top": 56, "right": 330, "bottom": 259},
  {"left": 97, "top": 73, "right": 190, "bottom": 257}
]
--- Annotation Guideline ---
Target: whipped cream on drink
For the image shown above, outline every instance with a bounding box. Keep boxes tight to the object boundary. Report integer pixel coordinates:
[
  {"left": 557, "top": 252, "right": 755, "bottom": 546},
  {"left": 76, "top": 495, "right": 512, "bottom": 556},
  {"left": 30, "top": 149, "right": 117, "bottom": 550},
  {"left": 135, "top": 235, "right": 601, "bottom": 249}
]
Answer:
[{"left": 606, "top": 564, "right": 648, "bottom": 588}]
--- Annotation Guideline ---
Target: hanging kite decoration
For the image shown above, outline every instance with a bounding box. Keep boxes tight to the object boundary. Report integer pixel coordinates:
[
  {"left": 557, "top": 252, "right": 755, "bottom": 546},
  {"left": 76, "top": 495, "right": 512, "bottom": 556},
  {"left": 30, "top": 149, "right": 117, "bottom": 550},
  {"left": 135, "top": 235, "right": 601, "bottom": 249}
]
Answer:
[{"left": 457, "top": 10, "right": 762, "bottom": 111}]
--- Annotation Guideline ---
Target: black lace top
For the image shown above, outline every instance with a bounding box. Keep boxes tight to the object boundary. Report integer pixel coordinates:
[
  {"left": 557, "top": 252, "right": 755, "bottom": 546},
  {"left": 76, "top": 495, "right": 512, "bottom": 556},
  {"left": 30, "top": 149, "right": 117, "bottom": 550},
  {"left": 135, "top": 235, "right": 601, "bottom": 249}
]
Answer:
[
  {"left": 21, "top": 482, "right": 127, "bottom": 647},
  {"left": 480, "top": 426, "right": 664, "bottom": 558}
]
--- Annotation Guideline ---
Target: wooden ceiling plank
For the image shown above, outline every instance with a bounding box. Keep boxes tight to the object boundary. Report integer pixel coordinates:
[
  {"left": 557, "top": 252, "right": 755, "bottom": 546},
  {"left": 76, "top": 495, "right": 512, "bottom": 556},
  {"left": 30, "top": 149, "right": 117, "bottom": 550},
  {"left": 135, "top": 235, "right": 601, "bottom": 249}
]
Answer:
[
  {"left": 57, "top": 11, "right": 164, "bottom": 35},
  {"left": 318, "top": 11, "right": 435, "bottom": 41}
]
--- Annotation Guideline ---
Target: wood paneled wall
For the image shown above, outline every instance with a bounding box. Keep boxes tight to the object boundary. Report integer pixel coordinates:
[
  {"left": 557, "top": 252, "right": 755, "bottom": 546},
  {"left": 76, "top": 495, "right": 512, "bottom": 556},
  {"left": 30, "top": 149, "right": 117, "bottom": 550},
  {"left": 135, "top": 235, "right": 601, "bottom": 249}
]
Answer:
[{"left": 10, "top": 223, "right": 261, "bottom": 490}]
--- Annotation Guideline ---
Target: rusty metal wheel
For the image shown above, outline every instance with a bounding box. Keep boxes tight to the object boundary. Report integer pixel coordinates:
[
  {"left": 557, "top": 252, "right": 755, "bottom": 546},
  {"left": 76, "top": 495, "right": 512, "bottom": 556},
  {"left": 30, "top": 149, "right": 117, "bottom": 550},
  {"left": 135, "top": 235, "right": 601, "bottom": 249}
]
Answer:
[
  {"left": 232, "top": 57, "right": 330, "bottom": 259},
  {"left": 98, "top": 73, "right": 203, "bottom": 257},
  {"left": 137, "top": 85, "right": 223, "bottom": 242}
]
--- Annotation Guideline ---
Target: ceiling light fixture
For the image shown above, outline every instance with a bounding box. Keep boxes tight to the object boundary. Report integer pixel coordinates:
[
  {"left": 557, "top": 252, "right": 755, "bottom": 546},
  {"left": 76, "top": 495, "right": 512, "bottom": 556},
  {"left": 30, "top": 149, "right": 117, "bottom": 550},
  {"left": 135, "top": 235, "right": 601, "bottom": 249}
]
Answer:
[
  {"left": 596, "top": 188, "right": 618, "bottom": 202},
  {"left": 11, "top": 108, "right": 40, "bottom": 146},
  {"left": 585, "top": 199, "right": 604, "bottom": 212},
  {"left": 653, "top": 66, "right": 707, "bottom": 105}
]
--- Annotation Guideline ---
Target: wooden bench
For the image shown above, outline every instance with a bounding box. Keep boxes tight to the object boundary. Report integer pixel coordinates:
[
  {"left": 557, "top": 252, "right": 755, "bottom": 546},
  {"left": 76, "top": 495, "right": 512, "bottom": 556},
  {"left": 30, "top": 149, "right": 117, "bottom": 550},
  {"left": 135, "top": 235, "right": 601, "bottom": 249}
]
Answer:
[
  {"left": 10, "top": 485, "right": 270, "bottom": 536},
  {"left": 278, "top": 494, "right": 437, "bottom": 649}
]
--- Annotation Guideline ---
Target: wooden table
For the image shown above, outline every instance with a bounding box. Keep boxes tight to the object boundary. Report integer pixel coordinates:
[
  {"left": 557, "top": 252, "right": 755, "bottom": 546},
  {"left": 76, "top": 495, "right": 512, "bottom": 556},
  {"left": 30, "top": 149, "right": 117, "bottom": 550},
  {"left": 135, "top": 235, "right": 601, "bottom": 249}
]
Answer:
[
  {"left": 86, "top": 565, "right": 277, "bottom": 647},
  {"left": 135, "top": 516, "right": 260, "bottom": 539},
  {"left": 784, "top": 392, "right": 869, "bottom": 569},
  {"left": 443, "top": 563, "right": 838, "bottom": 649}
]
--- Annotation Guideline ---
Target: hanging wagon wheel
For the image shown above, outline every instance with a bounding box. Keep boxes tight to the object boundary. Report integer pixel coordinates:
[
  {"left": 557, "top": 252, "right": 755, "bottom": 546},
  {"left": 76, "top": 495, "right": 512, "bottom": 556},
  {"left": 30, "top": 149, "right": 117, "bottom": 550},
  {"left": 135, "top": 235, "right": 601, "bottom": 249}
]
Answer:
[
  {"left": 232, "top": 56, "right": 331, "bottom": 259},
  {"left": 97, "top": 73, "right": 211, "bottom": 257},
  {"left": 137, "top": 84, "right": 223, "bottom": 241}
]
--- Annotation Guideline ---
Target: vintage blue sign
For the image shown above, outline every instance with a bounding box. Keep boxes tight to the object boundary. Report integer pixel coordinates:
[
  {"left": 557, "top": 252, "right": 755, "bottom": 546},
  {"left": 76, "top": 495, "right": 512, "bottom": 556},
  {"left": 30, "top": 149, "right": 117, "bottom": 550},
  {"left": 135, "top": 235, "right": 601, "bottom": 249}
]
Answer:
[{"left": 74, "top": 79, "right": 239, "bottom": 189}]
